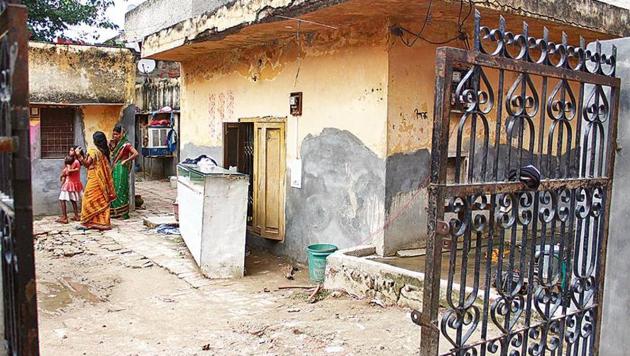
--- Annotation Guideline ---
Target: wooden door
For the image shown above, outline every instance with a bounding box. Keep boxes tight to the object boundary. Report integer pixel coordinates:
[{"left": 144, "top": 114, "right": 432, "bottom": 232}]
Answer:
[{"left": 253, "top": 122, "right": 286, "bottom": 241}]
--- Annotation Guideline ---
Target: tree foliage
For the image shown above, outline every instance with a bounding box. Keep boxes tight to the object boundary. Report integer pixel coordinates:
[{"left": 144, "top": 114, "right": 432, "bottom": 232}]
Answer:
[{"left": 23, "top": 0, "right": 118, "bottom": 42}]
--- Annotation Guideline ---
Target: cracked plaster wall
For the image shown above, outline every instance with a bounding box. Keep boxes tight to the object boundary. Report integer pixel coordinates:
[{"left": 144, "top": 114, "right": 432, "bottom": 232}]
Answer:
[
  {"left": 139, "top": 0, "right": 630, "bottom": 59},
  {"left": 28, "top": 42, "right": 135, "bottom": 105}
]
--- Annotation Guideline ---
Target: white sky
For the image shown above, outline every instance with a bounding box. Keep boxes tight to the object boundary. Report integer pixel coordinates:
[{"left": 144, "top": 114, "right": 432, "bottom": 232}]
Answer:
[
  {"left": 64, "top": 0, "right": 135, "bottom": 42},
  {"left": 65, "top": 0, "right": 630, "bottom": 43}
]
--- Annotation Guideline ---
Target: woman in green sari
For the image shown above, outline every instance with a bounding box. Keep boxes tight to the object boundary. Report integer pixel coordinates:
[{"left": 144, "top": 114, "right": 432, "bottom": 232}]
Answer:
[{"left": 110, "top": 124, "right": 139, "bottom": 219}]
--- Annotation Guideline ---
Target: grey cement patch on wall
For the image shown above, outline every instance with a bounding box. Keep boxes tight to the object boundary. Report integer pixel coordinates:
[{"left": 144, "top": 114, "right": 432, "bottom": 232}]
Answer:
[
  {"left": 382, "top": 149, "right": 431, "bottom": 256},
  {"left": 384, "top": 149, "right": 431, "bottom": 210},
  {"left": 599, "top": 38, "right": 630, "bottom": 356},
  {"left": 249, "top": 128, "right": 385, "bottom": 263},
  {"left": 32, "top": 158, "right": 66, "bottom": 215}
]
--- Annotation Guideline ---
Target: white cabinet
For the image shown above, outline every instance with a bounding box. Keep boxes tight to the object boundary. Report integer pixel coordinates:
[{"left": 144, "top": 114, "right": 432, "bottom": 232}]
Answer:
[{"left": 177, "top": 164, "right": 249, "bottom": 279}]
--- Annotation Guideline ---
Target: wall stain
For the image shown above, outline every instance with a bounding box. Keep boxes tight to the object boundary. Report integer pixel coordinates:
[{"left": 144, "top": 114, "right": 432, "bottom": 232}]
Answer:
[
  {"left": 181, "top": 19, "right": 388, "bottom": 84},
  {"left": 29, "top": 43, "right": 135, "bottom": 104},
  {"left": 252, "top": 128, "right": 386, "bottom": 262},
  {"left": 382, "top": 149, "right": 431, "bottom": 255}
]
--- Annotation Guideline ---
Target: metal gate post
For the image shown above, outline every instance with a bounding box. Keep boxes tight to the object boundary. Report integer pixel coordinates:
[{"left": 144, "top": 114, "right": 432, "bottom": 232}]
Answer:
[
  {"left": 0, "top": 1, "right": 39, "bottom": 354},
  {"left": 419, "top": 47, "right": 453, "bottom": 356},
  {"left": 593, "top": 81, "right": 621, "bottom": 355}
]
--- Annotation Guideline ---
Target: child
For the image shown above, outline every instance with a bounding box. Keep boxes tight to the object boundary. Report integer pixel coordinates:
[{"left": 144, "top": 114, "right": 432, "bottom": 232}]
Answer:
[{"left": 57, "top": 147, "right": 83, "bottom": 224}]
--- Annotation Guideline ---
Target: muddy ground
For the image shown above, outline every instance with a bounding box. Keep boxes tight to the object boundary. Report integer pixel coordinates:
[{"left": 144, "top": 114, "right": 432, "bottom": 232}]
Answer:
[{"left": 35, "top": 181, "right": 419, "bottom": 355}]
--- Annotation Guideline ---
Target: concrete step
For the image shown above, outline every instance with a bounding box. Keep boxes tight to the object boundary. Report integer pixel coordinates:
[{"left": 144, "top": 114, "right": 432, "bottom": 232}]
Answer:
[{"left": 143, "top": 215, "right": 179, "bottom": 228}]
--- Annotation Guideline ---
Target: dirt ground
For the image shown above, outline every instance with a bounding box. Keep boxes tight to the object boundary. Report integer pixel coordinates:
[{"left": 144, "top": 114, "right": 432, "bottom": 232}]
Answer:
[{"left": 35, "top": 180, "right": 419, "bottom": 355}]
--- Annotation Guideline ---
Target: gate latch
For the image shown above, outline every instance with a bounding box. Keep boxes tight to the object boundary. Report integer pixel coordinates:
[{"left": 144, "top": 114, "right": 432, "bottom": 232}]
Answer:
[
  {"left": 410, "top": 309, "right": 439, "bottom": 330},
  {"left": 436, "top": 220, "right": 449, "bottom": 235},
  {"left": 0, "top": 136, "right": 17, "bottom": 153}
]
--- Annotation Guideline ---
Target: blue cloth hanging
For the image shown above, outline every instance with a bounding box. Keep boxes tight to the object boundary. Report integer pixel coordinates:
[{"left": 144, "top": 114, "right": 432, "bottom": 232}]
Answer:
[{"left": 167, "top": 128, "right": 177, "bottom": 153}]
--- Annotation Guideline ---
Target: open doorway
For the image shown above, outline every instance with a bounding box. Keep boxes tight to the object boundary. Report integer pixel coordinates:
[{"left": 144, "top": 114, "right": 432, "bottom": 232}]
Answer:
[{"left": 223, "top": 118, "right": 286, "bottom": 241}]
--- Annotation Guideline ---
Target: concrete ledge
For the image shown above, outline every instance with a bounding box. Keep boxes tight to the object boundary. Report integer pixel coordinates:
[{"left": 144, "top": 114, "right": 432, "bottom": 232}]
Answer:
[
  {"left": 324, "top": 245, "right": 499, "bottom": 311},
  {"left": 141, "top": 0, "right": 630, "bottom": 60},
  {"left": 339, "top": 245, "right": 375, "bottom": 257},
  {"left": 324, "top": 245, "right": 425, "bottom": 310}
]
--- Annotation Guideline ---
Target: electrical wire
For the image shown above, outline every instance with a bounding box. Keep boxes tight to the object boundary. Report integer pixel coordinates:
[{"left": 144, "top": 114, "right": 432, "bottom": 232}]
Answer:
[
  {"left": 293, "top": 20, "right": 302, "bottom": 87},
  {"left": 396, "top": 0, "right": 473, "bottom": 47},
  {"left": 418, "top": 0, "right": 433, "bottom": 36}
]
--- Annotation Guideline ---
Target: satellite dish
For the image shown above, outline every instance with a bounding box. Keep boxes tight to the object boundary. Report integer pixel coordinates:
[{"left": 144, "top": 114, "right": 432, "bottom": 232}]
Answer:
[{"left": 137, "top": 59, "right": 156, "bottom": 74}]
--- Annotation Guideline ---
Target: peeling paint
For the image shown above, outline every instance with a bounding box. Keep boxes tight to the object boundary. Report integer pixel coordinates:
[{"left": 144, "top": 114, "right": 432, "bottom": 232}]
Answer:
[
  {"left": 81, "top": 106, "right": 125, "bottom": 149},
  {"left": 182, "top": 20, "right": 388, "bottom": 84},
  {"left": 28, "top": 42, "right": 136, "bottom": 104},
  {"left": 141, "top": 0, "right": 630, "bottom": 60},
  {"left": 179, "top": 35, "right": 389, "bottom": 157}
]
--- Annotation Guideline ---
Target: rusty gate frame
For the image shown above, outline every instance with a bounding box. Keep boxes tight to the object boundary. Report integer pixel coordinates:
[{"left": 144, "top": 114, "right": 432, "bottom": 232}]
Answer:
[
  {"left": 418, "top": 11, "right": 620, "bottom": 356},
  {"left": 0, "top": 0, "right": 40, "bottom": 354}
]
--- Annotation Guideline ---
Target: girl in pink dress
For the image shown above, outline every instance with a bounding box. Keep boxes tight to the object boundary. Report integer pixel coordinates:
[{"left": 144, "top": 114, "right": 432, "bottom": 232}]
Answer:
[{"left": 57, "top": 147, "right": 83, "bottom": 224}]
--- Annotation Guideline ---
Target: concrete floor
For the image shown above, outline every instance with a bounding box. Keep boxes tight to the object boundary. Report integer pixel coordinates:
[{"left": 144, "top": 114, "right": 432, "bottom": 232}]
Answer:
[{"left": 35, "top": 180, "right": 419, "bottom": 355}]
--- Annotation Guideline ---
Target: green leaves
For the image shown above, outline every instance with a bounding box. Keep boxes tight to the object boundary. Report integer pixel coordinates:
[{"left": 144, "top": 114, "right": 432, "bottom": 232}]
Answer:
[{"left": 23, "top": 0, "right": 118, "bottom": 42}]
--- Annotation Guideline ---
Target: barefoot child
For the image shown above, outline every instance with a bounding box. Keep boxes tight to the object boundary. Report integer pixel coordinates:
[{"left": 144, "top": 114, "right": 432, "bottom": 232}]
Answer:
[{"left": 57, "top": 147, "right": 83, "bottom": 224}]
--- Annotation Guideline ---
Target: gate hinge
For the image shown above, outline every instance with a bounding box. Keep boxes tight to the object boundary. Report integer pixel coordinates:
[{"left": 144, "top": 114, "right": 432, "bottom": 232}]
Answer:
[
  {"left": 410, "top": 309, "right": 439, "bottom": 331},
  {"left": 436, "top": 220, "right": 449, "bottom": 235},
  {"left": 0, "top": 136, "right": 18, "bottom": 153}
]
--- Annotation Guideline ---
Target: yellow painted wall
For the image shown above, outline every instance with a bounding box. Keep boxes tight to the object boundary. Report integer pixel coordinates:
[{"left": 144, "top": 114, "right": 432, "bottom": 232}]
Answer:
[
  {"left": 179, "top": 23, "right": 390, "bottom": 160},
  {"left": 387, "top": 40, "right": 443, "bottom": 155},
  {"left": 387, "top": 38, "right": 583, "bottom": 159},
  {"left": 81, "top": 105, "right": 124, "bottom": 148}
]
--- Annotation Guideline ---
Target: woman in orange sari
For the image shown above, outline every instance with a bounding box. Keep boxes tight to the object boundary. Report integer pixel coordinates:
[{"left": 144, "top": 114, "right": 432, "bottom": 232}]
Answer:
[{"left": 76, "top": 131, "right": 116, "bottom": 230}]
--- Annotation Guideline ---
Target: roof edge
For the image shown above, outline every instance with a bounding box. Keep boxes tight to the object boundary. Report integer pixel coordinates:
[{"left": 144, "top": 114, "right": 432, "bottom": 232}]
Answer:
[{"left": 140, "top": 0, "right": 630, "bottom": 59}]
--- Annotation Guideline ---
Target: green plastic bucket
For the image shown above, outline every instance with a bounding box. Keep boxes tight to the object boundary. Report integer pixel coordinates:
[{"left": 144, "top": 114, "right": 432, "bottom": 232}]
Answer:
[{"left": 306, "top": 244, "right": 338, "bottom": 283}]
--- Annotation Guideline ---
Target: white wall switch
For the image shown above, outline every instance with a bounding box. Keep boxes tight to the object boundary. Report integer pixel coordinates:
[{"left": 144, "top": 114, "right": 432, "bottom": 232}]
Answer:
[{"left": 290, "top": 159, "right": 302, "bottom": 188}]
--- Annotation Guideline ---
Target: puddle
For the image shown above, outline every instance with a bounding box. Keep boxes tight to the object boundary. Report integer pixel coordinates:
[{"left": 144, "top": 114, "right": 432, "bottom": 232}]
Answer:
[{"left": 38, "top": 277, "right": 102, "bottom": 314}]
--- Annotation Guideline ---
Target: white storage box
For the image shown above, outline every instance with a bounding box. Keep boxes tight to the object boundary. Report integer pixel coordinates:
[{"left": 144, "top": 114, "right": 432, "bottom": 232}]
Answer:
[{"left": 176, "top": 164, "right": 249, "bottom": 278}]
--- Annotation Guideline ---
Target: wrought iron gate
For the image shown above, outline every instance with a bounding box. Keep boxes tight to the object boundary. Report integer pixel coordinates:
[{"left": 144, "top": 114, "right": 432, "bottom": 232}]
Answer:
[
  {"left": 417, "top": 11, "right": 620, "bottom": 356},
  {"left": 0, "top": 1, "right": 39, "bottom": 354}
]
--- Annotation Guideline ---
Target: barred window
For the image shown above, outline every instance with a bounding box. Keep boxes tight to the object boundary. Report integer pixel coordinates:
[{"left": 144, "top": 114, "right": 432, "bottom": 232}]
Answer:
[{"left": 40, "top": 107, "right": 75, "bottom": 159}]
